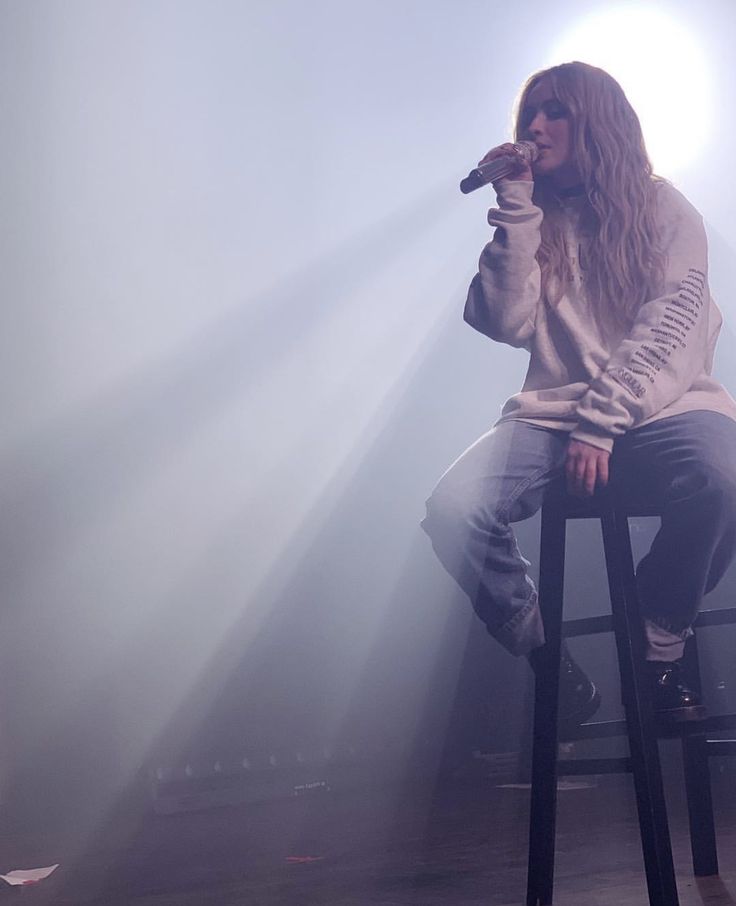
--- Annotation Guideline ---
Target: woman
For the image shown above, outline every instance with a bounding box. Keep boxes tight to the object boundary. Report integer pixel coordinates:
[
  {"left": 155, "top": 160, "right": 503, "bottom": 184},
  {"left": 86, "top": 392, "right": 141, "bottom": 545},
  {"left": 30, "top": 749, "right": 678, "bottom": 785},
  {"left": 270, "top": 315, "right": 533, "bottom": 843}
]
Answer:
[{"left": 422, "top": 62, "right": 736, "bottom": 725}]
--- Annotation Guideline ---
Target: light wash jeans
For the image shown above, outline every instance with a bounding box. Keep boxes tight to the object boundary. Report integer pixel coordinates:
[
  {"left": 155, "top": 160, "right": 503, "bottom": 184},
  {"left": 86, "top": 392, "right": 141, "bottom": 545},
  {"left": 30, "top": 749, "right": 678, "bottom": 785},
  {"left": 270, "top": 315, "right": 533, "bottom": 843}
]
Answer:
[{"left": 422, "top": 411, "right": 736, "bottom": 661}]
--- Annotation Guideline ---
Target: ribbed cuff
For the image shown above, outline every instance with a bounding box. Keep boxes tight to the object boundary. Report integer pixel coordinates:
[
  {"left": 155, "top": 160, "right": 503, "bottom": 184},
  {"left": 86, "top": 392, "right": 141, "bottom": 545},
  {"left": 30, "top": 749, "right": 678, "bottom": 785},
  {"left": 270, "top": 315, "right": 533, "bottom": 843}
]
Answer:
[
  {"left": 491, "top": 178, "right": 535, "bottom": 213},
  {"left": 569, "top": 425, "right": 615, "bottom": 453}
]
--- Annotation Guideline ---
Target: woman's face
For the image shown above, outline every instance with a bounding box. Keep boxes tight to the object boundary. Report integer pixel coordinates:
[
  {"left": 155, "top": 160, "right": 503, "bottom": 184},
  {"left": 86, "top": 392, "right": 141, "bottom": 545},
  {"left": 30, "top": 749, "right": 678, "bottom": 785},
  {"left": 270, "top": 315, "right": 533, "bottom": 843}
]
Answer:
[{"left": 520, "top": 76, "right": 580, "bottom": 187}]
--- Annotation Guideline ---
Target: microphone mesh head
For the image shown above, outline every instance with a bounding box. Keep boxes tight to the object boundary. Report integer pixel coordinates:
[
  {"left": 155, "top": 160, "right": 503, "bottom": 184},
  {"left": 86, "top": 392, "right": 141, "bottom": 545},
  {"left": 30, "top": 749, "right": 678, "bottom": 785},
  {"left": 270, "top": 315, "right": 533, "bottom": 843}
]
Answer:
[{"left": 514, "top": 141, "right": 539, "bottom": 163}]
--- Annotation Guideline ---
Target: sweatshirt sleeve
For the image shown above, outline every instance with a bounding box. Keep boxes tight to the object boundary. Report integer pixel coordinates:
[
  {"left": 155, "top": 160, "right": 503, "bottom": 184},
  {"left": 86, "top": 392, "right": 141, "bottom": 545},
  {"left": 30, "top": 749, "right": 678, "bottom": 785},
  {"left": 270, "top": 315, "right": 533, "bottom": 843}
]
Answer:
[
  {"left": 463, "top": 179, "right": 544, "bottom": 349},
  {"left": 570, "top": 186, "right": 710, "bottom": 452}
]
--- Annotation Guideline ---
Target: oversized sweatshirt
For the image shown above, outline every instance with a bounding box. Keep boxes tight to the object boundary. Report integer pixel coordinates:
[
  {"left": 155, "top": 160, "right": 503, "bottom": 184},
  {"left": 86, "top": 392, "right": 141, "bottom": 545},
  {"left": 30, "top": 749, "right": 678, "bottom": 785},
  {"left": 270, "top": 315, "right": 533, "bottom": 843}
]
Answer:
[{"left": 464, "top": 179, "right": 736, "bottom": 452}]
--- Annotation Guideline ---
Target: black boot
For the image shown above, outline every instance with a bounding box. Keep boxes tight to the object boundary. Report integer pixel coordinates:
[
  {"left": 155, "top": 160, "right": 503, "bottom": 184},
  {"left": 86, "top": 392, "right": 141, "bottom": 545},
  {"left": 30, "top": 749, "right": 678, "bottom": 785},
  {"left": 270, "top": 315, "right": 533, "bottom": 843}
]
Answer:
[
  {"left": 528, "top": 642, "right": 601, "bottom": 727},
  {"left": 647, "top": 660, "right": 707, "bottom": 722}
]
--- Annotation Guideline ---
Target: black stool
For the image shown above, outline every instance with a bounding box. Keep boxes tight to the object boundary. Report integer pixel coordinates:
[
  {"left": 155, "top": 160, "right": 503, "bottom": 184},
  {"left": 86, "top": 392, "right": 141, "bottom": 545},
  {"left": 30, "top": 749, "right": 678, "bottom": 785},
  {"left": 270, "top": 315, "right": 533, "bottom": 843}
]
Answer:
[{"left": 527, "top": 488, "right": 736, "bottom": 906}]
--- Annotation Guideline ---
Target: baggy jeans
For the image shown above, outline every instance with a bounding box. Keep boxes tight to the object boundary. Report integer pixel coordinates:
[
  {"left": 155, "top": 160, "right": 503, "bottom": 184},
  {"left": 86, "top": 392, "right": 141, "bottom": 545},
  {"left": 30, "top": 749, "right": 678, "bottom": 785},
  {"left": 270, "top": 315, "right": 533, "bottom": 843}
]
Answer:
[{"left": 421, "top": 411, "right": 736, "bottom": 661}]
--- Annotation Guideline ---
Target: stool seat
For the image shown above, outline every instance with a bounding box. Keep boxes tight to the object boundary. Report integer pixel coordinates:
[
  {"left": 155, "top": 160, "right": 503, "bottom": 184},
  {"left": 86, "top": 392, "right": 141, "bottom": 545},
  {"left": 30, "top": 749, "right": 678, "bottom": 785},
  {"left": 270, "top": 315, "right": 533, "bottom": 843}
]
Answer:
[{"left": 545, "top": 484, "right": 662, "bottom": 518}]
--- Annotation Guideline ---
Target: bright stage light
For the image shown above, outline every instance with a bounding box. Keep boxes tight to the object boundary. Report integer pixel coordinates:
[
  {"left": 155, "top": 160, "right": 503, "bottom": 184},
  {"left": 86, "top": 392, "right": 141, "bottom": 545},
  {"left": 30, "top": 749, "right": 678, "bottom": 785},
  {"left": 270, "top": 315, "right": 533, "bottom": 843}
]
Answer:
[{"left": 549, "top": 6, "right": 713, "bottom": 175}]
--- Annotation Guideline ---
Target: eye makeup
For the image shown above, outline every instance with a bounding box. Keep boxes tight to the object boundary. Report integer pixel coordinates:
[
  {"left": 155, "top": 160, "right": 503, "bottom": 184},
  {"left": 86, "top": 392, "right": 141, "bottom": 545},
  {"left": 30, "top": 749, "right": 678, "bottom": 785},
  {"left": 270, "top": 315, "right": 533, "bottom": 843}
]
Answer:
[{"left": 520, "top": 99, "right": 570, "bottom": 129}]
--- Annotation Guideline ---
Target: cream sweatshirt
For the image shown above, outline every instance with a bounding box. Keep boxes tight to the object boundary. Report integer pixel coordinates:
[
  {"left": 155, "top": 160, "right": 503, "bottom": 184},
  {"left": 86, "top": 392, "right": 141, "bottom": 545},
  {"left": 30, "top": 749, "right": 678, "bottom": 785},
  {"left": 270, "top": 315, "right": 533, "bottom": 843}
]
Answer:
[{"left": 464, "top": 179, "right": 736, "bottom": 452}]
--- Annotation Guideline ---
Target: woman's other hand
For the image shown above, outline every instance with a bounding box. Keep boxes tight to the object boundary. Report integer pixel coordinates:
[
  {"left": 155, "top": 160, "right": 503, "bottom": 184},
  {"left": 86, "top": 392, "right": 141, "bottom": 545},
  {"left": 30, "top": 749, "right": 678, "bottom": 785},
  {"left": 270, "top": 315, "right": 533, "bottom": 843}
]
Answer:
[{"left": 565, "top": 439, "right": 610, "bottom": 497}]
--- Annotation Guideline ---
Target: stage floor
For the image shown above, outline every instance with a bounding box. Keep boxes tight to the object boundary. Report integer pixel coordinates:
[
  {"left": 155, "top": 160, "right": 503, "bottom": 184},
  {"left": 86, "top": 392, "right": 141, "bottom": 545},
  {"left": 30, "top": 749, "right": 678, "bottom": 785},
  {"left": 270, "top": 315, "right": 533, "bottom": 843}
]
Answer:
[{"left": 6, "top": 765, "right": 736, "bottom": 904}]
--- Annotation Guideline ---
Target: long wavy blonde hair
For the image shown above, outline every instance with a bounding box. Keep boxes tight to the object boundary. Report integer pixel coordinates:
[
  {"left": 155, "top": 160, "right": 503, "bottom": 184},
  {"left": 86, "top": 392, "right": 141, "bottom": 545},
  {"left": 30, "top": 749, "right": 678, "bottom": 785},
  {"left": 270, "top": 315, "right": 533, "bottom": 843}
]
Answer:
[{"left": 513, "top": 62, "right": 666, "bottom": 332}]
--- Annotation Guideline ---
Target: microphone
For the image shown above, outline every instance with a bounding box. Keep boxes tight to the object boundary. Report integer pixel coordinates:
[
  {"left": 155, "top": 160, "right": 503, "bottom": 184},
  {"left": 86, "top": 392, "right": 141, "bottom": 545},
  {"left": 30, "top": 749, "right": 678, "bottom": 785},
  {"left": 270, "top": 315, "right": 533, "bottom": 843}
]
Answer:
[{"left": 459, "top": 141, "right": 538, "bottom": 194}]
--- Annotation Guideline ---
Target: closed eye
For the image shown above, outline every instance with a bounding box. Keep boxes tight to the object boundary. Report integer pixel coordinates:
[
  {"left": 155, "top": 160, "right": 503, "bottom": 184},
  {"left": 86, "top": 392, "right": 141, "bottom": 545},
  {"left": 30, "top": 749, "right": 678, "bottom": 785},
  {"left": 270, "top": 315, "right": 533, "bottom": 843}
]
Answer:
[
  {"left": 520, "top": 99, "right": 569, "bottom": 128},
  {"left": 543, "top": 100, "right": 569, "bottom": 120}
]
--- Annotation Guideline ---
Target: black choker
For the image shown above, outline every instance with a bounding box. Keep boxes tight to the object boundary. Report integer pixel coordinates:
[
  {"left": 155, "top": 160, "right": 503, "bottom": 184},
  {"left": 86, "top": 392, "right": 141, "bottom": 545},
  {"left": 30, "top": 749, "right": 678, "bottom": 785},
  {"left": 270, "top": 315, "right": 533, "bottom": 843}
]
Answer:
[{"left": 557, "top": 183, "right": 586, "bottom": 198}]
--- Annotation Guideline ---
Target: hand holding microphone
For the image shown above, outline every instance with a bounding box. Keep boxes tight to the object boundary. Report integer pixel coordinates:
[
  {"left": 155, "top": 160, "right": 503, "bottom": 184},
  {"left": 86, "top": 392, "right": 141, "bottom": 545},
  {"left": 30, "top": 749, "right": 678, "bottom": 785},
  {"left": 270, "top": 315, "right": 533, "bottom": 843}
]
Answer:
[{"left": 460, "top": 140, "right": 538, "bottom": 194}]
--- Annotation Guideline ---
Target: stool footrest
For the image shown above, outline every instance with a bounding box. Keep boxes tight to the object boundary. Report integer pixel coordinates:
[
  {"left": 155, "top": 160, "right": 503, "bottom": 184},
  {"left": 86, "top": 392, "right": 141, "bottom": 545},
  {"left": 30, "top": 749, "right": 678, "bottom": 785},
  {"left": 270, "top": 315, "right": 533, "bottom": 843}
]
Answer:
[
  {"left": 563, "top": 713, "right": 736, "bottom": 742},
  {"left": 561, "top": 607, "right": 736, "bottom": 640},
  {"left": 563, "top": 615, "right": 613, "bottom": 637},
  {"left": 694, "top": 608, "right": 736, "bottom": 628},
  {"left": 558, "top": 757, "right": 631, "bottom": 776},
  {"left": 706, "top": 739, "right": 736, "bottom": 755}
]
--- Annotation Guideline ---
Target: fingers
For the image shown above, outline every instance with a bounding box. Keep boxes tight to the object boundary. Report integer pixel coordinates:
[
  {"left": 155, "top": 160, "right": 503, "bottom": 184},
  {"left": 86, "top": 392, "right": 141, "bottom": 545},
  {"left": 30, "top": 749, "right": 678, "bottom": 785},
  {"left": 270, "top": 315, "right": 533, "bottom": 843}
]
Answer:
[
  {"left": 477, "top": 143, "right": 521, "bottom": 166},
  {"left": 565, "top": 452, "right": 577, "bottom": 495},
  {"left": 565, "top": 451, "right": 591, "bottom": 497},
  {"left": 584, "top": 457, "right": 598, "bottom": 496},
  {"left": 565, "top": 441, "right": 611, "bottom": 497}
]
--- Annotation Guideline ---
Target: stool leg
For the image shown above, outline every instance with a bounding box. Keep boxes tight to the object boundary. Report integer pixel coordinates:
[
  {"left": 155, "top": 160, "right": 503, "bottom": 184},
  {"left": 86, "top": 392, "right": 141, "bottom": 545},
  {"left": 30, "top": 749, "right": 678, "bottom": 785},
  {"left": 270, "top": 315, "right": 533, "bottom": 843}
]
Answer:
[
  {"left": 526, "top": 504, "right": 565, "bottom": 906},
  {"left": 601, "top": 505, "right": 679, "bottom": 906},
  {"left": 682, "top": 733, "right": 718, "bottom": 876},
  {"left": 681, "top": 637, "right": 718, "bottom": 876}
]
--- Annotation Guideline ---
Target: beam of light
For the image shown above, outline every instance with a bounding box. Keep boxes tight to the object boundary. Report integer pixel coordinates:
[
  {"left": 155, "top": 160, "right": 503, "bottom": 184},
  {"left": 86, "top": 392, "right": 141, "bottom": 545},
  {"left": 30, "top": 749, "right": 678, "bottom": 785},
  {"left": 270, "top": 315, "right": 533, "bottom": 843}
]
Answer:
[
  {"left": 0, "top": 181, "right": 478, "bottom": 872},
  {"left": 0, "top": 173, "right": 481, "bottom": 880},
  {"left": 125, "top": 193, "right": 473, "bottom": 739},
  {"left": 548, "top": 5, "right": 713, "bottom": 176}
]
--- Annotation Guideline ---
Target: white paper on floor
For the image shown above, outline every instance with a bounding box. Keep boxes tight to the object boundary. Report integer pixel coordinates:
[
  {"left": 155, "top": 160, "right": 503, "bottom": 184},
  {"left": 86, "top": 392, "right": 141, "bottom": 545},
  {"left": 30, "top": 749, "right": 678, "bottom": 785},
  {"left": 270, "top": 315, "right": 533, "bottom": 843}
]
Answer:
[{"left": 0, "top": 864, "right": 59, "bottom": 886}]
